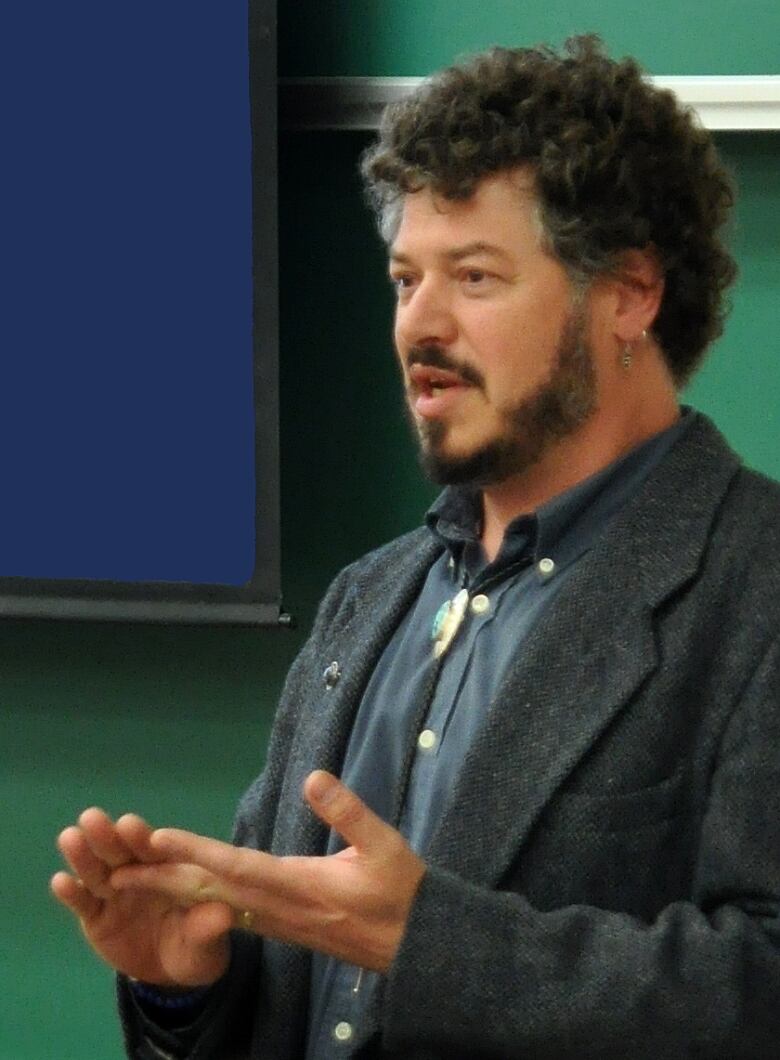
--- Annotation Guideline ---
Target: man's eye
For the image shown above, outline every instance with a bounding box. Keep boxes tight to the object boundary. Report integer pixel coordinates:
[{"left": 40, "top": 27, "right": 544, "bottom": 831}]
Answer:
[
  {"left": 463, "top": 269, "right": 488, "bottom": 284},
  {"left": 390, "top": 274, "right": 415, "bottom": 292}
]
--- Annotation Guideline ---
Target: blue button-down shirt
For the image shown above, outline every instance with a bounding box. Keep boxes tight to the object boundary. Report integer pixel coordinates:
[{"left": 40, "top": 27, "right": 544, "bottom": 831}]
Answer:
[{"left": 306, "top": 414, "right": 694, "bottom": 1058}]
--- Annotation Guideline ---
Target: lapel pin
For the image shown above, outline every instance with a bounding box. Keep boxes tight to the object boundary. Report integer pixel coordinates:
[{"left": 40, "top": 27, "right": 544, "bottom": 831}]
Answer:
[{"left": 323, "top": 661, "right": 341, "bottom": 689}]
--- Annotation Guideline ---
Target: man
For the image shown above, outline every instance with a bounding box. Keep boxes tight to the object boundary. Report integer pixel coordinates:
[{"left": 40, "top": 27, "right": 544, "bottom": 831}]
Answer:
[{"left": 52, "top": 37, "right": 780, "bottom": 1058}]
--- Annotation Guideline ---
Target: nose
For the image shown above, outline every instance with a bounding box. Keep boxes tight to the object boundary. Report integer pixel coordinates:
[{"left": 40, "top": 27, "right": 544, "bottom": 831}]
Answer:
[{"left": 394, "top": 276, "right": 458, "bottom": 351}]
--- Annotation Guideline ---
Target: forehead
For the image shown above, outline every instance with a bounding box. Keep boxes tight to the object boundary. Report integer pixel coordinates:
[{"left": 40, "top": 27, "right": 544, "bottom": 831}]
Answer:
[{"left": 390, "top": 168, "right": 542, "bottom": 258}]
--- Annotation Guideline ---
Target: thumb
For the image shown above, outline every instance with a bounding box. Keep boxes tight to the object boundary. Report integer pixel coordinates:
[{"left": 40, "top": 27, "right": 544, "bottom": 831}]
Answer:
[
  {"left": 304, "top": 771, "right": 391, "bottom": 855},
  {"left": 184, "top": 900, "right": 235, "bottom": 946}
]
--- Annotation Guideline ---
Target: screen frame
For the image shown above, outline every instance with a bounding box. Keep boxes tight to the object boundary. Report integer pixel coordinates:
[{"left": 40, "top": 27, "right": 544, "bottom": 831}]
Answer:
[{"left": 0, "top": 0, "right": 282, "bottom": 626}]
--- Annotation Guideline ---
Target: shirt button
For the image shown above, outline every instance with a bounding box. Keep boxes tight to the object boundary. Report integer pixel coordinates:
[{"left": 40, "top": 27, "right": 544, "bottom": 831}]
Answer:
[
  {"left": 538, "top": 557, "right": 556, "bottom": 578},
  {"left": 417, "top": 729, "right": 437, "bottom": 752},
  {"left": 333, "top": 1021, "right": 353, "bottom": 1043},
  {"left": 470, "top": 593, "right": 490, "bottom": 614}
]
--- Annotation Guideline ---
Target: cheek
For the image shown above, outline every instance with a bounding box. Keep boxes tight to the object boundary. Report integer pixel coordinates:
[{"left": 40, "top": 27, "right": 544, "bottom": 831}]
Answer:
[
  {"left": 484, "top": 344, "right": 542, "bottom": 396},
  {"left": 486, "top": 314, "right": 565, "bottom": 384}
]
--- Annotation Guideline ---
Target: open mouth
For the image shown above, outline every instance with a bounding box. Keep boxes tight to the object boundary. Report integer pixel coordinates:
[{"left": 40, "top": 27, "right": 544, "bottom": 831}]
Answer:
[
  {"left": 408, "top": 363, "right": 470, "bottom": 398},
  {"left": 406, "top": 363, "right": 474, "bottom": 420}
]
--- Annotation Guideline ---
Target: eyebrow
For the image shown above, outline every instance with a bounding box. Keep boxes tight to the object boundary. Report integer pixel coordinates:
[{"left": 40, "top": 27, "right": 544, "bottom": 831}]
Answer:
[{"left": 389, "top": 241, "right": 513, "bottom": 265}]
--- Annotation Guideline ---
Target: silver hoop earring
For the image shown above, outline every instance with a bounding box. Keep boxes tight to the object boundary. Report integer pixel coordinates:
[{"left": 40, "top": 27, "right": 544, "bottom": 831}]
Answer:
[{"left": 622, "top": 343, "right": 632, "bottom": 369}]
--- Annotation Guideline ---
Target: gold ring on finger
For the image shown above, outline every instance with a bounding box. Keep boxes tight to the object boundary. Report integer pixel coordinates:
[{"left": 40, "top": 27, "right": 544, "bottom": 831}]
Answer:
[{"left": 237, "top": 909, "right": 254, "bottom": 931}]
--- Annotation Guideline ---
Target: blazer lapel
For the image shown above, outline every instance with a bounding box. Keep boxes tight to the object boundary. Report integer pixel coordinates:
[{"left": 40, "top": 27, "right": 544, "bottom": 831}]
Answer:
[
  {"left": 426, "top": 548, "right": 657, "bottom": 884},
  {"left": 280, "top": 532, "right": 443, "bottom": 858},
  {"left": 427, "top": 414, "right": 741, "bottom": 886}
]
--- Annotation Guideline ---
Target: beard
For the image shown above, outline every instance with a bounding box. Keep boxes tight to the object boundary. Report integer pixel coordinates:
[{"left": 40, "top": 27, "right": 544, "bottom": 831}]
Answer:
[{"left": 409, "top": 301, "right": 598, "bottom": 488}]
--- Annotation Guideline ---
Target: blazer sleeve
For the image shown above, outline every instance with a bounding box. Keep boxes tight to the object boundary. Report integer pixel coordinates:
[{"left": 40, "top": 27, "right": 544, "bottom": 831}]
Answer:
[{"left": 381, "top": 635, "right": 780, "bottom": 1059}]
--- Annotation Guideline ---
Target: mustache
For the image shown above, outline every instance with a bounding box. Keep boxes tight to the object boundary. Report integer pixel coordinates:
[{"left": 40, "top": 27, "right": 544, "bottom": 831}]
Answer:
[{"left": 406, "top": 346, "right": 485, "bottom": 390}]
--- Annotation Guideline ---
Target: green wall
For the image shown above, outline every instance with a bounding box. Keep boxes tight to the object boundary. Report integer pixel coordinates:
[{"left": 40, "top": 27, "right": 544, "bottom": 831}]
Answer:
[
  {"left": 687, "top": 133, "right": 780, "bottom": 475},
  {"left": 3, "top": 5, "right": 779, "bottom": 1058},
  {"left": 279, "top": 0, "right": 780, "bottom": 75}
]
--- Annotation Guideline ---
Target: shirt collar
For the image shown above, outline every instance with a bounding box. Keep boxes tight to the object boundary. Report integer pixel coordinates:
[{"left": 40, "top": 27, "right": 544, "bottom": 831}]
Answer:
[{"left": 426, "top": 408, "right": 696, "bottom": 584}]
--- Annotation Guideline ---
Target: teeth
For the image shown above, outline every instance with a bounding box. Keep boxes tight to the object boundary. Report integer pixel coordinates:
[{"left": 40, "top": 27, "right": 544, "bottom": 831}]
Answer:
[{"left": 431, "top": 385, "right": 443, "bottom": 394}]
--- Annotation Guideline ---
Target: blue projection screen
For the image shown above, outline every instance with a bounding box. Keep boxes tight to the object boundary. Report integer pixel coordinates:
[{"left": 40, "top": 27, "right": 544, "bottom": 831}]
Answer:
[{"left": 1, "top": 1, "right": 280, "bottom": 623}]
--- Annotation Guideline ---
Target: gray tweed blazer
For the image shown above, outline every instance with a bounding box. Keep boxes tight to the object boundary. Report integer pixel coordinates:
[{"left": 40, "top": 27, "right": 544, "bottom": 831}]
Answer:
[{"left": 122, "top": 414, "right": 780, "bottom": 1059}]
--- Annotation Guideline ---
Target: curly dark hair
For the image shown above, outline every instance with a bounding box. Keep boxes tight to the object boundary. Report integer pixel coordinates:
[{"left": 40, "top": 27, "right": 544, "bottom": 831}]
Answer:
[{"left": 361, "top": 36, "right": 736, "bottom": 385}]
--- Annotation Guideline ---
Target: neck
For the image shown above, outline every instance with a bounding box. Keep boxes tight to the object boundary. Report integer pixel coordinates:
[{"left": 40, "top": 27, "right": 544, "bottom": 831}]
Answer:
[{"left": 480, "top": 383, "right": 680, "bottom": 562}]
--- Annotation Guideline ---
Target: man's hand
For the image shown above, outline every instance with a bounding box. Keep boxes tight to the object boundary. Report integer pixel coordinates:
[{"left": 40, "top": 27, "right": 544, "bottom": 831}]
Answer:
[
  {"left": 110, "top": 771, "right": 427, "bottom": 973},
  {"left": 51, "top": 808, "right": 233, "bottom": 988}
]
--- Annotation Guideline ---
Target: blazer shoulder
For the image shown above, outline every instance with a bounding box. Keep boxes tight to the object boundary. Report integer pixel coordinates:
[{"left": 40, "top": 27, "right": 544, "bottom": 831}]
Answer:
[
  {"left": 698, "top": 464, "right": 780, "bottom": 637},
  {"left": 716, "top": 464, "right": 780, "bottom": 557},
  {"left": 728, "top": 464, "right": 780, "bottom": 515}
]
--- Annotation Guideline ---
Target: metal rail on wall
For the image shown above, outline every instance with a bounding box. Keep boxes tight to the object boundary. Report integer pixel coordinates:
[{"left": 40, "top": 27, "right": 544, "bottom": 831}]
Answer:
[{"left": 279, "top": 75, "right": 780, "bottom": 132}]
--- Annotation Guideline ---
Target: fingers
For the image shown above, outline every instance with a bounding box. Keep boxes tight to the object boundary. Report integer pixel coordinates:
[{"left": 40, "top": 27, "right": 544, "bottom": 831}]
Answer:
[
  {"left": 142, "top": 772, "right": 394, "bottom": 891},
  {"left": 110, "top": 861, "right": 267, "bottom": 937},
  {"left": 57, "top": 823, "right": 114, "bottom": 899},
  {"left": 78, "top": 807, "right": 139, "bottom": 868},
  {"left": 111, "top": 861, "right": 234, "bottom": 907},
  {"left": 115, "top": 813, "right": 158, "bottom": 863},
  {"left": 185, "top": 901, "right": 236, "bottom": 943},
  {"left": 50, "top": 869, "right": 103, "bottom": 920},
  {"left": 55, "top": 808, "right": 156, "bottom": 907},
  {"left": 148, "top": 830, "right": 286, "bottom": 892},
  {"left": 304, "top": 771, "right": 393, "bottom": 856}
]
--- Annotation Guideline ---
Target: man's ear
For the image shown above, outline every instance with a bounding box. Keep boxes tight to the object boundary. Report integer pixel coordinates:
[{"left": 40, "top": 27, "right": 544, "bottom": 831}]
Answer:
[{"left": 610, "top": 247, "right": 665, "bottom": 343}]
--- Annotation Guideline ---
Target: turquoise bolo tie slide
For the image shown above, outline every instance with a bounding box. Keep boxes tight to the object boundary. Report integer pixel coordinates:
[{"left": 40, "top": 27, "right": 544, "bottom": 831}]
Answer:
[{"left": 431, "top": 588, "right": 470, "bottom": 659}]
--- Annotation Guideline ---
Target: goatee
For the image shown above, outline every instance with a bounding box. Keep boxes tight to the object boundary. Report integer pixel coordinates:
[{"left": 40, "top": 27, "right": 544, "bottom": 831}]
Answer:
[{"left": 410, "top": 301, "right": 597, "bottom": 488}]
